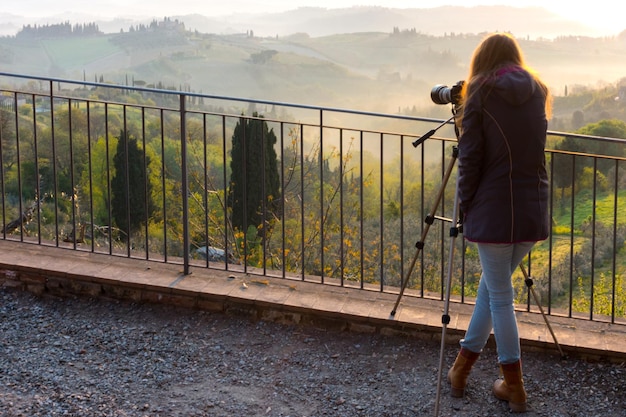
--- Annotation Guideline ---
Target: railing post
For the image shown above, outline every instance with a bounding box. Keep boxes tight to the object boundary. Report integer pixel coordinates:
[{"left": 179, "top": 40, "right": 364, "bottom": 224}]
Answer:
[{"left": 180, "top": 95, "right": 190, "bottom": 275}]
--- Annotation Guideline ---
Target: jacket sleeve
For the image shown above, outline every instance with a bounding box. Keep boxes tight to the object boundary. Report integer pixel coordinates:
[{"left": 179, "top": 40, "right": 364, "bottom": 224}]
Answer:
[{"left": 457, "top": 90, "right": 484, "bottom": 215}]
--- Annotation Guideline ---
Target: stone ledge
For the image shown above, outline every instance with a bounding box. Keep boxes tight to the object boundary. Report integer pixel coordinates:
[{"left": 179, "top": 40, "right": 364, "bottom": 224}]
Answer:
[{"left": 1, "top": 240, "right": 625, "bottom": 364}]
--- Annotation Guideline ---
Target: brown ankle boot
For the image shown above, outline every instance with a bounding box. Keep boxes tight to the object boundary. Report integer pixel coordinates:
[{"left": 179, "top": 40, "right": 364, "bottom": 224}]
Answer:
[
  {"left": 493, "top": 360, "right": 527, "bottom": 413},
  {"left": 447, "top": 348, "right": 480, "bottom": 397}
]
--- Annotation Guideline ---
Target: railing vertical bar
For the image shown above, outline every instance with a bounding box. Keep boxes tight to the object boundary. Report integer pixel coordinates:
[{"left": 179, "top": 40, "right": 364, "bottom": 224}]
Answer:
[
  {"left": 400, "top": 135, "right": 405, "bottom": 292},
  {"left": 319, "top": 110, "right": 324, "bottom": 284},
  {"left": 68, "top": 98, "right": 77, "bottom": 249},
  {"left": 141, "top": 107, "right": 149, "bottom": 260},
  {"left": 379, "top": 132, "right": 384, "bottom": 291},
  {"left": 160, "top": 109, "right": 168, "bottom": 262},
  {"left": 49, "top": 81, "right": 59, "bottom": 246},
  {"left": 339, "top": 128, "right": 344, "bottom": 286},
  {"left": 590, "top": 157, "right": 598, "bottom": 320},
  {"left": 104, "top": 103, "right": 112, "bottom": 255},
  {"left": 299, "top": 123, "right": 305, "bottom": 281},
  {"left": 359, "top": 130, "right": 364, "bottom": 289},
  {"left": 241, "top": 115, "right": 248, "bottom": 274},
  {"left": 610, "top": 160, "right": 619, "bottom": 323},
  {"left": 202, "top": 113, "right": 209, "bottom": 268},
  {"left": 280, "top": 121, "right": 286, "bottom": 278},
  {"left": 86, "top": 101, "right": 94, "bottom": 252},
  {"left": 32, "top": 93, "right": 42, "bottom": 244},
  {"left": 261, "top": 116, "right": 267, "bottom": 275},
  {"left": 123, "top": 105, "right": 131, "bottom": 257},
  {"left": 0, "top": 93, "right": 5, "bottom": 239},
  {"left": 180, "top": 95, "right": 190, "bottom": 275},
  {"left": 221, "top": 115, "right": 229, "bottom": 270},
  {"left": 568, "top": 155, "right": 576, "bottom": 318},
  {"left": 548, "top": 152, "right": 555, "bottom": 315},
  {"left": 420, "top": 139, "right": 426, "bottom": 297},
  {"left": 12, "top": 93, "right": 23, "bottom": 242}
]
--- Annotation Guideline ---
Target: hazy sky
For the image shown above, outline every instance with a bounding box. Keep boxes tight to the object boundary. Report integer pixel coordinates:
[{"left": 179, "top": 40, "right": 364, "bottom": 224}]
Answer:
[{"left": 4, "top": 0, "right": 622, "bottom": 35}]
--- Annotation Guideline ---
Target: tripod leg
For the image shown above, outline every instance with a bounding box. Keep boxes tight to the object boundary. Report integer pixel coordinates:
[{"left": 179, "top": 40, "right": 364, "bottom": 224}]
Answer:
[
  {"left": 390, "top": 148, "right": 458, "bottom": 316},
  {"left": 390, "top": 222, "right": 430, "bottom": 316},
  {"left": 519, "top": 263, "right": 566, "bottom": 359},
  {"left": 434, "top": 173, "right": 462, "bottom": 417}
]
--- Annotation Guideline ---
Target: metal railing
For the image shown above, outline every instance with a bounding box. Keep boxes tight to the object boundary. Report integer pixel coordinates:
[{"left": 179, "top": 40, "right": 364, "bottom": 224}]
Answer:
[{"left": 1, "top": 72, "right": 625, "bottom": 324}]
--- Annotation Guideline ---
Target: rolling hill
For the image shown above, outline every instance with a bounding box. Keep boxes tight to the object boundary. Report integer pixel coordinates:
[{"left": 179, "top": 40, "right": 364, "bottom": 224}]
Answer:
[{"left": 0, "top": 7, "right": 625, "bottom": 120}]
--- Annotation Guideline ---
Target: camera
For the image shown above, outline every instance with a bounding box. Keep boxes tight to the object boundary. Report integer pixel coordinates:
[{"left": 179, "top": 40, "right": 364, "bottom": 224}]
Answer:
[{"left": 430, "top": 80, "right": 464, "bottom": 105}]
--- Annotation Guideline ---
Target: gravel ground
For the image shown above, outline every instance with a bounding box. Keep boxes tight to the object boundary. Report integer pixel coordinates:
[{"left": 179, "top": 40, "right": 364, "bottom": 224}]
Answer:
[{"left": 1, "top": 287, "right": 625, "bottom": 417}]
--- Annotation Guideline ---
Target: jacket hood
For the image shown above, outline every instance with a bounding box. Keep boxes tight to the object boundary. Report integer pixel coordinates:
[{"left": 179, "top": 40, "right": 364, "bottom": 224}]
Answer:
[{"left": 484, "top": 65, "right": 536, "bottom": 106}]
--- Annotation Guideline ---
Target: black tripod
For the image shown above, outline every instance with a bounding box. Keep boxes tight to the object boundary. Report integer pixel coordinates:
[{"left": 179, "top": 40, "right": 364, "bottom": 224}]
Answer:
[{"left": 388, "top": 109, "right": 564, "bottom": 417}]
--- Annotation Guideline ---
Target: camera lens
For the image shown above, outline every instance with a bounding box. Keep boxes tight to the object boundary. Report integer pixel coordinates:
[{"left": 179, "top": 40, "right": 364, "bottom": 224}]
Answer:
[{"left": 431, "top": 85, "right": 452, "bottom": 105}]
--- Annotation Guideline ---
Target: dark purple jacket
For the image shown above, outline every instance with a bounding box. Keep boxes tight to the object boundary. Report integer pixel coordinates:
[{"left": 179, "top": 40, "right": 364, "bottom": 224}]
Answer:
[{"left": 457, "top": 65, "right": 550, "bottom": 243}]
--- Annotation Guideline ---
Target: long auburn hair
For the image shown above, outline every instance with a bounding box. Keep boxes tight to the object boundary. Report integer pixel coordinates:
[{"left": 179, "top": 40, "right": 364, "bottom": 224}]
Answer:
[{"left": 460, "top": 32, "right": 552, "bottom": 119}]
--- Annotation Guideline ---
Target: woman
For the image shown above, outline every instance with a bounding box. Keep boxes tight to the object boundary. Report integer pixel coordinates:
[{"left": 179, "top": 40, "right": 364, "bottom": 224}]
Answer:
[{"left": 447, "top": 32, "right": 552, "bottom": 413}]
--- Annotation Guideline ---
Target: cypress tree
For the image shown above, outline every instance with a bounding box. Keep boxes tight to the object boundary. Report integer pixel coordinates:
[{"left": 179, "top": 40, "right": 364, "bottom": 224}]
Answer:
[
  {"left": 228, "top": 113, "right": 280, "bottom": 236},
  {"left": 111, "top": 130, "right": 154, "bottom": 235}
]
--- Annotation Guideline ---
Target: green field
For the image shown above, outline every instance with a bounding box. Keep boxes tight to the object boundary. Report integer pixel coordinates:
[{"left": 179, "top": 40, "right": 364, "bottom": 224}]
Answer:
[{"left": 553, "top": 189, "right": 626, "bottom": 230}]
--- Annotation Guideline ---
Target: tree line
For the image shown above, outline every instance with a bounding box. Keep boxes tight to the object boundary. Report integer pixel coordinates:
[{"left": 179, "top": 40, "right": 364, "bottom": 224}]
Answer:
[
  {"left": 16, "top": 22, "right": 102, "bottom": 39},
  {"left": 13, "top": 17, "right": 187, "bottom": 40}
]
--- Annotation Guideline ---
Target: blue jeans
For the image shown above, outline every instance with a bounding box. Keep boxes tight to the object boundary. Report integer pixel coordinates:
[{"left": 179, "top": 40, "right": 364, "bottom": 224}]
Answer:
[{"left": 460, "top": 241, "right": 535, "bottom": 364}]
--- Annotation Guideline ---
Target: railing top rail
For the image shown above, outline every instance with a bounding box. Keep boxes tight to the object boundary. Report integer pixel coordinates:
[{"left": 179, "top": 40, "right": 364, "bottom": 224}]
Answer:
[
  {"left": 1, "top": 71, "right": 625, "bottom": 147},
  {"left": 547, "top": 147, "right": 626, "bottom": 162},
  {"left": 547, "top": 131, "right": 626, "bottom": 145}
]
